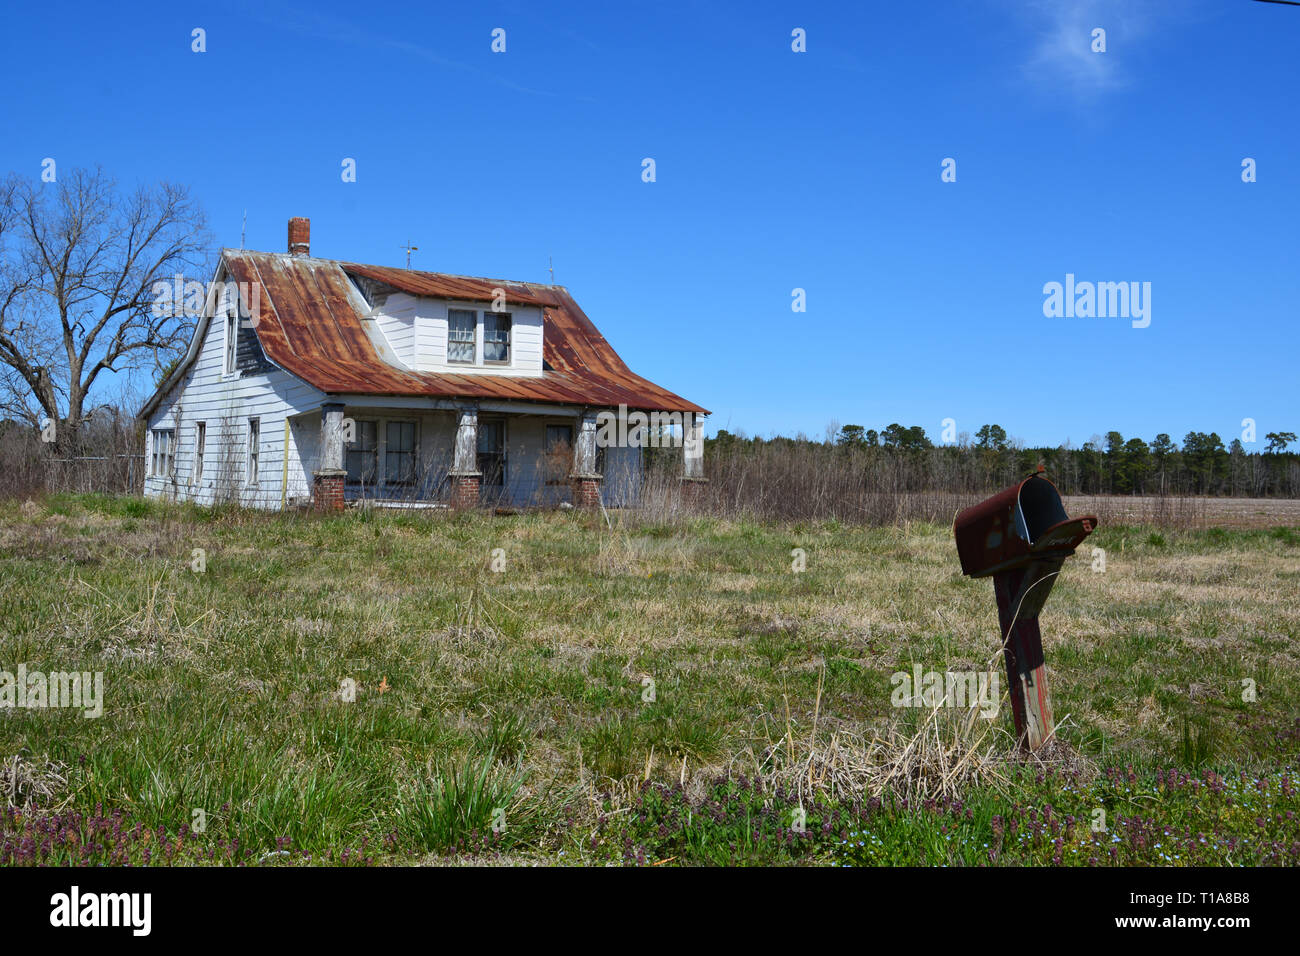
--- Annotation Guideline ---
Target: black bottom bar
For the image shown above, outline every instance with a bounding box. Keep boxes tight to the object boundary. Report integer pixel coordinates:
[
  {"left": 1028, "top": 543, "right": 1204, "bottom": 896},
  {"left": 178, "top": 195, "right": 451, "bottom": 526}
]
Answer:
[{"left": 0, "top": 865, "right": 1282, "bottom": 942}]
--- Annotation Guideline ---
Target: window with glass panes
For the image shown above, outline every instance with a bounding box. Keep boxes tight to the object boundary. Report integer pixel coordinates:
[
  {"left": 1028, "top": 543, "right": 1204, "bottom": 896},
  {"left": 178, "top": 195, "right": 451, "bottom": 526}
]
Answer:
[
  {"left": 484, "top": 312, "right": 511, "bottom": 363},
  {"left": 151, "top": 429, "right": 174, "bottom": 477},
  {"left": 345, "top": 420, "right": 378, "bottom": 486},
  {"left": 385, "top": 421, "right": 417, "bottom": 484},
  {"left": 477, "top": 420, "right": 505, "bottom": 487},
  {"left": 448, "top": 309, "right": 476, "bottom": 363}
]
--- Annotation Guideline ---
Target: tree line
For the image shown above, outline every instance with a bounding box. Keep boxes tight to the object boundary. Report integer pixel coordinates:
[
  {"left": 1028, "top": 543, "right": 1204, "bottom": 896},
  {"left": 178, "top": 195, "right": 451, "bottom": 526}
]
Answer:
[{"left": 703, "top": 423, "right": 1300, "bottom": 498}]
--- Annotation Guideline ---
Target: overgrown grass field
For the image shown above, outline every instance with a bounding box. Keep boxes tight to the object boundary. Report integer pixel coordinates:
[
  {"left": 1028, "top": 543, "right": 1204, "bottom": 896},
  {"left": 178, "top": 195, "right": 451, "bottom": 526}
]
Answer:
[{"left": 1, "top": 494, "right": 1297, "bottom": 865}]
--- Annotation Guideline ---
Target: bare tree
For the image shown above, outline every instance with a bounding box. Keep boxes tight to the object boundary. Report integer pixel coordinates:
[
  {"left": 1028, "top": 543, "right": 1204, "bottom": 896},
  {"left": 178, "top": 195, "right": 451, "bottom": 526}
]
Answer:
[{"left": 0, "top": 166, "right": 210, "bottom": 449}]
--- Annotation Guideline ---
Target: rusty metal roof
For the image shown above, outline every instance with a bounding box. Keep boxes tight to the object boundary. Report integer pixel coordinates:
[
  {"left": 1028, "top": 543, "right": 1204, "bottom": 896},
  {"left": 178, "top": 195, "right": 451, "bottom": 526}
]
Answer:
[
  {"left": 222, "top": 250, "right": 708, "bottom": 413},
  {"left": 341, "top": 260, "right": 563, "bottom": 309}
]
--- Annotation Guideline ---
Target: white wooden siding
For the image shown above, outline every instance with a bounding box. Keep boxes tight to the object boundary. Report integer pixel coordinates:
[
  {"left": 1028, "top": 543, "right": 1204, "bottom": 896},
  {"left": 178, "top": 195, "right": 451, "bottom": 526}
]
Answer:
[
  {"left": 144, "top": 279, "right": 326, "bottom": 509},
  {"left": 370, "top": 292, "right": 418, "bottom": 367},
  {"left": 369, "top": 296, "right": 544, "bottom": 376}
]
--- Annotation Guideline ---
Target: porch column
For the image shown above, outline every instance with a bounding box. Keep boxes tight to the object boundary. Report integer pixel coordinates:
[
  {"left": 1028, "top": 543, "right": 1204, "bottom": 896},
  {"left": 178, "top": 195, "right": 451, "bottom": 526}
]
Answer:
[
  {"left": 448, "top": 403, "right": 481, "bottom": 509},
  {"left": 569, "top": 408, "right": 602, "bottom": 509},
  {"left": 313, "top": 402, "right": 346, "bottom": 512},
  {"left": 680, "top": 412, "right": 707, "bottom": 504}
]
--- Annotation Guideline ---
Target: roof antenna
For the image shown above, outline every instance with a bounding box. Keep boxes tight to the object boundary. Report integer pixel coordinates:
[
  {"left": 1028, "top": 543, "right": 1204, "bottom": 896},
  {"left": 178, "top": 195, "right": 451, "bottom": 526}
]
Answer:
[
  {"left": 240, "top": 210, "right": 247, "bottom": 249},
  {"left": 548, "top": 255, "right": 554, "bottom": 285},
  {"left": 400, "top": 240, "right": 418, "bottom": 269}
]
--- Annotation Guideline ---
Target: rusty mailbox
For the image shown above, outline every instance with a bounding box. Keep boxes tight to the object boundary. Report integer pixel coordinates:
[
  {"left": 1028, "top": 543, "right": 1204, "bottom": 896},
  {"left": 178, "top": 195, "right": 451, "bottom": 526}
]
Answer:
[{"left": 954, "top": 468, "right": 1097, "bottom": 750}]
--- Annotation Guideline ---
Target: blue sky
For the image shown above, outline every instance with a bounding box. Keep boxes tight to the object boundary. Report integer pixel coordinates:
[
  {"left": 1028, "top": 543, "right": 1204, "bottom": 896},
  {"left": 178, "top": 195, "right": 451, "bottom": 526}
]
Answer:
[{"left": 2, "top": 0, "right": 1296, "bottom": 447}]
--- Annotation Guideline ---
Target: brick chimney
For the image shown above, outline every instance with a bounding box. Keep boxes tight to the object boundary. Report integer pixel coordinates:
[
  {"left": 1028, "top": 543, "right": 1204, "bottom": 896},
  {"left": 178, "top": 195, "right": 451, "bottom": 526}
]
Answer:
[{"left": 288, "top": 217, "right": 310, "bottom": 257}]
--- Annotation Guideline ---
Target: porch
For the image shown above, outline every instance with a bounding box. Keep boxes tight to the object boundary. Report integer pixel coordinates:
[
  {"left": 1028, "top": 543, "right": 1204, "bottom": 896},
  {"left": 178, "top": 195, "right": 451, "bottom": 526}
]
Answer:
[{"left": 292, "top": 399, "right": 701, "bottom": 511}]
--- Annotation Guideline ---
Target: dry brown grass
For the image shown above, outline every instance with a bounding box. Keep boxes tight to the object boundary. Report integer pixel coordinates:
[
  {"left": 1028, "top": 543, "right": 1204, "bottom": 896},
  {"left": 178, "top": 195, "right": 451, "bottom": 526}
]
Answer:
[
  {"left": 742, "top": 663, "right": 1019, "bottom": 804},
  {"left": 0, "top": 752, "right": 70, "bottom": 810}
]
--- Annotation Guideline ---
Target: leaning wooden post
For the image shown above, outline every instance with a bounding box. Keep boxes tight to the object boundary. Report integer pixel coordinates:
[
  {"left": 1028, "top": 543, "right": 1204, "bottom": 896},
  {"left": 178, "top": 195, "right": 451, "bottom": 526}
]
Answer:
[{"left": 992, "top": 561, "right": 1058, "bottom": 749}]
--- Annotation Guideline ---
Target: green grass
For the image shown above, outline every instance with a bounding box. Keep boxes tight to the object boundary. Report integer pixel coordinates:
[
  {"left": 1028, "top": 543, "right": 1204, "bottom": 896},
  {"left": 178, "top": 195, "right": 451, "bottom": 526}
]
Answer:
[
  {"left": 1, "top": 493, "right": 1297, "bottom": 866},
  {"left": 394, "top": 749, "right": 535, "bottom": 854}
]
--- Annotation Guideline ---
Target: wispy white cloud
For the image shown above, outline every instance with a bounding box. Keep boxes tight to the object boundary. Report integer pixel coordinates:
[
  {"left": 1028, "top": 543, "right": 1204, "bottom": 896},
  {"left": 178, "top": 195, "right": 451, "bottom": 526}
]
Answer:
[{"left": 1017, "top": 0, "right": 1158, "bottom": 98}]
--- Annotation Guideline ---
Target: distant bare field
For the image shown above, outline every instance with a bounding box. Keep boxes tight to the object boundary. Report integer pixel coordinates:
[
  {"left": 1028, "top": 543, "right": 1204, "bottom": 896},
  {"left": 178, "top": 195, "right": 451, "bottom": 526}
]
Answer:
[{"left": 1063, "top": 495, "right": 1300, "bottom": 529}]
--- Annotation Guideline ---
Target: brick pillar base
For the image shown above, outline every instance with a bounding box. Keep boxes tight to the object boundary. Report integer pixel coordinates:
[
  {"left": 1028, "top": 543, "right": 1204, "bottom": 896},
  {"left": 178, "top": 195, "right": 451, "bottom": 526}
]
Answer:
[
  {"left": 679, "top": 476, "right": 708, "bottom": 507},
  {"left": 570, "top": 475, "right": 602, "bottom": 509},
  {"left": 313, "top": 470, "right": 346, "bottom": 513},
  {"left": 450, "top": 473, "right": 481, "bottom": 509}
]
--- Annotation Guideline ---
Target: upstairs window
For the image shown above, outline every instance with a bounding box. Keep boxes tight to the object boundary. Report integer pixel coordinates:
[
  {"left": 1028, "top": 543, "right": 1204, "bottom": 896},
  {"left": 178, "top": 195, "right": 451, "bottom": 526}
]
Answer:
[
  {"left": 151, "top": 428, "right": 175, "bottom": 478},
  {"left": 484, "top": 312, "right": 511, "bottom": 363},
  {"left": 448, "top": 309, "right": 476, "bottom": 363},
  {"left": 224, "top": 302, "right": 238, "bottom": 374}
]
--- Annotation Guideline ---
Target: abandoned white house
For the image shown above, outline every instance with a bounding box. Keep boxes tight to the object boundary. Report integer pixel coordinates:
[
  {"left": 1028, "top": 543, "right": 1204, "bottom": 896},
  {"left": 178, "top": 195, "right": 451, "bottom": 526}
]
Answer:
[{"left": 138, "top": 218, "right": 708, "bottom": 510}]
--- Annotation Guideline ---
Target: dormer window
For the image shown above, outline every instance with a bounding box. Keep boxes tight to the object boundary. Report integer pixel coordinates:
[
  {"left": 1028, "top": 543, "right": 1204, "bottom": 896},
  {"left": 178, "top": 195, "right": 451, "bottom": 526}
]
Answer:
[
  {"left": 356, "top": 291, "right": 535, "bottom": 372},
  {"left": 448, "top": 309, "right": 476, "bottom": 363},
  {"left": 484, "top": 312, "right": 511, "bottom": 364}
]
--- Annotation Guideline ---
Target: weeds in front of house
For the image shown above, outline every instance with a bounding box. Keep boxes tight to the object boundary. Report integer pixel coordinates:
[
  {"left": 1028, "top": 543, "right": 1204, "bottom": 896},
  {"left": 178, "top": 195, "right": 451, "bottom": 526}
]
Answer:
[{"left": 0, "top": 493, "right": 1297, "bottom": 865}]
